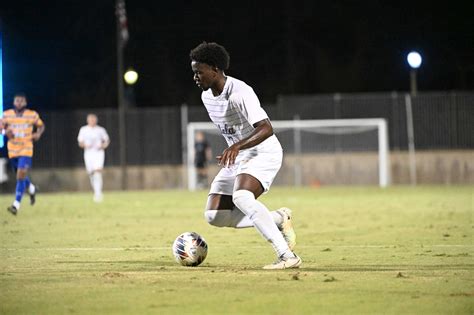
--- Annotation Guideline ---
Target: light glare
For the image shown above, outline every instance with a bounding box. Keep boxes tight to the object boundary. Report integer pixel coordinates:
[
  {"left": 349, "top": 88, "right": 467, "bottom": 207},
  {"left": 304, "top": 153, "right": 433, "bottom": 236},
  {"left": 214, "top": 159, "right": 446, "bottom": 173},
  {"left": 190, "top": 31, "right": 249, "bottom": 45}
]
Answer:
[
  {"left": 407, "top": 52, "right": 422, "bottom": 69},
  {"left": 124, "top": 70, "right": 138, "bottom": 85}
]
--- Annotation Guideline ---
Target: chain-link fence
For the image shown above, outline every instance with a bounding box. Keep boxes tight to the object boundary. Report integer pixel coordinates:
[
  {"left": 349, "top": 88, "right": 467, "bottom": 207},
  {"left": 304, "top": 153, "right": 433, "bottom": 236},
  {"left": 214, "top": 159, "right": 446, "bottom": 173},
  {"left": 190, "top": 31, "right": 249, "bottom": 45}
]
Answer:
[{"left": 1, "top": 91, "right": 471, "bottom": 169}]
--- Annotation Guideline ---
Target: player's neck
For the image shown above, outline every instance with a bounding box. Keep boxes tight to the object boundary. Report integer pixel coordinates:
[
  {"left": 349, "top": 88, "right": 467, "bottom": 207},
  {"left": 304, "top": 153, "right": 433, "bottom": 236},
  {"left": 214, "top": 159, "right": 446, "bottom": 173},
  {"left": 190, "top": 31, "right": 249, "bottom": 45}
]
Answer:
[
  {"left": 211, "top": 75, "right": 227, "bottom": 97},
  {"left": 14, "top": 107, "right": 26, "bottom": 115}
]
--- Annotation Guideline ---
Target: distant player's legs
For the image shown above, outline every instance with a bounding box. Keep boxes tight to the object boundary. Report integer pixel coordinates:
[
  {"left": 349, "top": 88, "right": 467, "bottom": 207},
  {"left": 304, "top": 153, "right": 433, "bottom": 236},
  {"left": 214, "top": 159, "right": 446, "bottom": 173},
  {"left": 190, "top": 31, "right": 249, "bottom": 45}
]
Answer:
[
  {"left": 13, "top": 168, "right": 28, "bottom": 208},
  {"left": 195, "top": 160, "right": 208, "bottom": 188},
  {"left": 84, "top": 151, "right": 104, "bottom": 202},
  {"left": 23, "top": 176, "right": 37, "bottom": 205},
  {"left": 196, "top": 167, "right": 206, "bottom": 188},
  {"left": 88, "top": 170, "right": 103, "bottom": 202},
  {"left": 8, "top": 157, "right": 34, "bottom": 215}
]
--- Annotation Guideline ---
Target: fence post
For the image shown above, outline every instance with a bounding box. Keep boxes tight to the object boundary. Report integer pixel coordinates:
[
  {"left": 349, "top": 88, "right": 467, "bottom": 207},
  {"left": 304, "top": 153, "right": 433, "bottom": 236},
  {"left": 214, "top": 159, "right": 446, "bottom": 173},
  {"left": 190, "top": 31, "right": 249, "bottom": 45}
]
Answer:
[
  {"left": 333, "top": 93, "right": 342, "bottom": 154},
  {"left": 293, "top": 115, "right": 302, "bottom": 186},
  {"left": 450, "top": 91, "right": 458, "bottom": 148},
  {"left": 405, "top": 94, "right": 417, "bottom": 185},
  {"left": 181, "top": 104, "right": 188, "bottom": 189}
]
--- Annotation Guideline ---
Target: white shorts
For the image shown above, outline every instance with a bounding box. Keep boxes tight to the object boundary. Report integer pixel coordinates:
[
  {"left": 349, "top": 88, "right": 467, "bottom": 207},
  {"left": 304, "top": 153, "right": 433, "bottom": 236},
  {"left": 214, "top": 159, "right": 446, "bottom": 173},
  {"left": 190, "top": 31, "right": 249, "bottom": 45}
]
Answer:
[
  {"left": 209, "top": 150, "right": 283, "bottom": 196},
  {"left": 84, "top": 150, "right": 105, "bottom": 174}
]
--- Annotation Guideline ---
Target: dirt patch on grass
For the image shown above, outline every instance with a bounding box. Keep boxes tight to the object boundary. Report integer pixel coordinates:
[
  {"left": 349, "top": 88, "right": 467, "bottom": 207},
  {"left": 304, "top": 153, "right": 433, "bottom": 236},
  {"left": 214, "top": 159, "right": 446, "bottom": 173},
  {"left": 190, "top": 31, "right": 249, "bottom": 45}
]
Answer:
[{"left": 102, "top": 272, "right": 127, "bottom": 278}]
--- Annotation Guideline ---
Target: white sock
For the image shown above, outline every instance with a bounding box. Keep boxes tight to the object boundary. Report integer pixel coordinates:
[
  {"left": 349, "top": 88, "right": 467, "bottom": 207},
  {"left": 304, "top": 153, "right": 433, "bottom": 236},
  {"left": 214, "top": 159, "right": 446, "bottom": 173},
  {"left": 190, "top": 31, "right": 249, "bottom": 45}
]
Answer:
[
  {"left": 204, "top": 207, "right": 284, "bottom": 229},
  {"left": 89, "top": 173, "right": 95, "bottom": 190},
  {"left": 92, "top": 172, "right": 103, "bottom": 197},
  {"left": 13, "top": 200, "right": 20, "bottom": 210},
  {"left": 28, "top": 183, "right": 35, "bottom": 195},
  {"left": 204, "top": 209, "right": 251, "bottom": 228},
  {"left": 262, "top": 202, "right": 285, "bottom": 227},
  {"left": 232, "top": 190, "right": 292, "bottom": 258}
]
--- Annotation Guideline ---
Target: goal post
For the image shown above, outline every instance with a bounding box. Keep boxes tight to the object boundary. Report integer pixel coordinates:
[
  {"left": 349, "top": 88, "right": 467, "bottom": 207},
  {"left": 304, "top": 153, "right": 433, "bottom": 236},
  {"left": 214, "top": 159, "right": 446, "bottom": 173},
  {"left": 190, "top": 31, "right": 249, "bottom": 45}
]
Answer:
[{"left": 186, "top": 118, "right": 390, "bottom": 190}]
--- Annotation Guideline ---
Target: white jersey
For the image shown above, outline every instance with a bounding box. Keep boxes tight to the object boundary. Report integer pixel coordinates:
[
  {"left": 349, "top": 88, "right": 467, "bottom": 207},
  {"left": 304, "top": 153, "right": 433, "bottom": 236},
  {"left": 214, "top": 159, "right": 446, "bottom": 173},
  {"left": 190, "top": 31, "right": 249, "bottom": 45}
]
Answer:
[
  {"left": 77, "top": 125, "right": 109, "bottom": 153},
  {"left": 201, "top": 76, "right": 282, "bottom": 154}
]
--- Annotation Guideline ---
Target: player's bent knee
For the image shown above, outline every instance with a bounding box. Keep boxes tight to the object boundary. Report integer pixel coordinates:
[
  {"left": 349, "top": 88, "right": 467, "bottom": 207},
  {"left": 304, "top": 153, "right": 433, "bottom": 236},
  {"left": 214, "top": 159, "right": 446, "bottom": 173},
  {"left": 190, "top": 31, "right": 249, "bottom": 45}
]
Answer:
[
  {"left": 204, "top": 210, "right": 217, "bottom": 225},
  {"left": 204, "top": 210, "right": 228, "bottom": 227}
]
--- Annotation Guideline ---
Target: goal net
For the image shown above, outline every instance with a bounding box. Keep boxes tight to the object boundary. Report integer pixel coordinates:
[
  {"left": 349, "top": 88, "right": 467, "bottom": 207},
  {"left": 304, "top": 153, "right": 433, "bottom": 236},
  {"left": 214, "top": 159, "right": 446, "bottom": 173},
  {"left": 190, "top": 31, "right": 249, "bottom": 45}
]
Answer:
[{"left": 186, "top": 119, "right": 390, "bottom": 190}]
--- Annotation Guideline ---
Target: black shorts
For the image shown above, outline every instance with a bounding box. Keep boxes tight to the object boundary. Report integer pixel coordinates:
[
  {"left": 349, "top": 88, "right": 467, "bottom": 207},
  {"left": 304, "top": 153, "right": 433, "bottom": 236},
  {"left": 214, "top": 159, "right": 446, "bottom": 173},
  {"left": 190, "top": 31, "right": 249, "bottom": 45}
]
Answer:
[{"left": 195, "top": 160, "right": 206, "bottom": 169}]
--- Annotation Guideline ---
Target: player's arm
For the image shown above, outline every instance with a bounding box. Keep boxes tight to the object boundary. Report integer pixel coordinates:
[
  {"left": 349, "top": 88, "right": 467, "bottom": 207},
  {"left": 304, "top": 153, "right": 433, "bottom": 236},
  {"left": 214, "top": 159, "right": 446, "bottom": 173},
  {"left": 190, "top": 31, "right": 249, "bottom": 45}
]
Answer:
[
  {"left": 101, "top": 130, "right": 110, "bottom": 149},
  {"left": 217, "top": 118, "right": 273, "bottom": 167},
  {"left": 32, "top": 116, "right": 45, "bottom": 141},
  {"left": 32, "top": 125, "right": 45, "bottom": 141},
  {"left": 101, "top": 138, "right": 110, "bottom": 150},
  {"left": 77, "top": 128, "right": 86, "bottom": 149},
  {"left": 0, "top": 118, "right": 14, "bottom": 139},
  {"left": 0, "top": 118, "right": 6, "bottom": 135}
]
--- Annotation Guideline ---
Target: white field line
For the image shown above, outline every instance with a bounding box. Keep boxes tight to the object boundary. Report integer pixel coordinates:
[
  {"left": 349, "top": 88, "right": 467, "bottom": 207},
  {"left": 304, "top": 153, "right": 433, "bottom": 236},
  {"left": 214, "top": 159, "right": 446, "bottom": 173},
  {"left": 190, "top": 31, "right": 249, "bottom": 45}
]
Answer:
[{"left": 0, "top": 244, "right": 473, "bottom": 251}]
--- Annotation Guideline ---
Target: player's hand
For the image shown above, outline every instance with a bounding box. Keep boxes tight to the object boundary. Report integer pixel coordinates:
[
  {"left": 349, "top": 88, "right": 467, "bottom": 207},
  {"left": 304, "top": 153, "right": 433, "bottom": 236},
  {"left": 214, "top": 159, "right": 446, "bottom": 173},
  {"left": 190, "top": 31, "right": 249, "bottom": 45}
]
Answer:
[
  {"left": 217, "top": 144, "right": 240, "bottom": 167},
  {"left": 32, "top": 132, "right": 41, "bottom": 141},
  {"left": 5, "top": 129, "right": 14, "bottom": 139}
]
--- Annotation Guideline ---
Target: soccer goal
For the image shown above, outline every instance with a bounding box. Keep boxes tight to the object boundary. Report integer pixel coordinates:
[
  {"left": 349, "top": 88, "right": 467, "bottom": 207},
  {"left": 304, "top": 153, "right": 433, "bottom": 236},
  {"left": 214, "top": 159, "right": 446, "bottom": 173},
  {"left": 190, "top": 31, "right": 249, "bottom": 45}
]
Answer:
[{"left": 186, "top": 118, "right": 390, "bottom": 190}]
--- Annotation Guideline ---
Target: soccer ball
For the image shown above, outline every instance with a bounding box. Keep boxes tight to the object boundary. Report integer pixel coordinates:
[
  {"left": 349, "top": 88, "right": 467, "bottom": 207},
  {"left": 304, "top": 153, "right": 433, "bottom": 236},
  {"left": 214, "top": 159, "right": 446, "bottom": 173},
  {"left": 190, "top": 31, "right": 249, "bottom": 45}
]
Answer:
[{"left": 172, "top": 232, "right": 208, "bottom": 267}]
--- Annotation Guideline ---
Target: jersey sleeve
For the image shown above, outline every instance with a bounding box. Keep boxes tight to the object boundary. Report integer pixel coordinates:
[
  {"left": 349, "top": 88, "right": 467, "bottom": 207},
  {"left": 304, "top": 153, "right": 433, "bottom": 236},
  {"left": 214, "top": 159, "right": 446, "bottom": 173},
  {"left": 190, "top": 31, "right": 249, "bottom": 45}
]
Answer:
[
  {"left": 1, "top": 111, "right": 12, "bottom": 126},
  {"left": 34, "top": 112, "right": 44, "bottom": 127},
  {"left": 230, "top": 88, "right": 268, "bottom": 126}
]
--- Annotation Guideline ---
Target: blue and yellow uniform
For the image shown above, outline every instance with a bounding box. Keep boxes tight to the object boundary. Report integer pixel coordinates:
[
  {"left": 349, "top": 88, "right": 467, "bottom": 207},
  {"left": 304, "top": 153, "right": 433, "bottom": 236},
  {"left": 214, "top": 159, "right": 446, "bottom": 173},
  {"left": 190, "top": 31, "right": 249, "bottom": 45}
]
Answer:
[
  {"left": 2, "top": 108, "right": 44, "bottom": 158},
  {"left": 1, "top": 108, "right": 44, "bottom": 213}
]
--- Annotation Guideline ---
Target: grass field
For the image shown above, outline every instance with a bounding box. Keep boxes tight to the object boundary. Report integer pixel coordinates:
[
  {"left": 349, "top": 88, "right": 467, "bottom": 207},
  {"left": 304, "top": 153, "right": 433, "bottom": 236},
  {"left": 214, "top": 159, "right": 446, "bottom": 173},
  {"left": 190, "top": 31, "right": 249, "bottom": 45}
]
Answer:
[{"left": 0, "top": 186, "right": 472, "bottom": 314}]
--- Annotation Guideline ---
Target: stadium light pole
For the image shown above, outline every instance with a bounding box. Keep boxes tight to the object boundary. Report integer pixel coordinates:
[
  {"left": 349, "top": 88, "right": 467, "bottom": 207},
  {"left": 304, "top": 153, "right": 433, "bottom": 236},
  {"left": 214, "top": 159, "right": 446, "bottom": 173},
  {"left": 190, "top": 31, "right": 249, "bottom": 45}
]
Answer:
[
  {"left": 405, "top": 51, "right": 422, "bottom": 186},
  {"left": 124, "top": 69, "right": 138, "bottom": 107},
  {"left": 116, "top": 0, "right": 129, "bottom": 190},
  {"left": 407, "top": 51, "right": 422, "bottom": 97}
]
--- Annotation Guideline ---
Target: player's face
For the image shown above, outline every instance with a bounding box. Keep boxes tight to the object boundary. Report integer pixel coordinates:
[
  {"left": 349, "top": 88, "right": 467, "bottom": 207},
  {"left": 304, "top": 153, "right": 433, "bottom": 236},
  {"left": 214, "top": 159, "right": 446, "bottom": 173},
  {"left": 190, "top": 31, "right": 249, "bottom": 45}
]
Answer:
[
  {"left": 13, "top": 97, "right": 27, "bottom": 110},
  {"left": 191, "top": 61, "right": 218, "bottom": 91},
  {"left": 195, "top": 131, "right": 205, "bottom": 142},
  {"left": 87, "top": 115, "right": 98, "bottom": 126}
]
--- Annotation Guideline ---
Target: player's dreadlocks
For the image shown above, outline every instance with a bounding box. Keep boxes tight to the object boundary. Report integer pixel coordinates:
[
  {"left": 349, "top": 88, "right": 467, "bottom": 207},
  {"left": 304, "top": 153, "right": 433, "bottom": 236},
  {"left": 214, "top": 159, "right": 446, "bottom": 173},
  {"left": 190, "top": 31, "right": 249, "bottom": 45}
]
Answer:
[{"left": 190, "top": 42, "right": 230, "bottom": 71}]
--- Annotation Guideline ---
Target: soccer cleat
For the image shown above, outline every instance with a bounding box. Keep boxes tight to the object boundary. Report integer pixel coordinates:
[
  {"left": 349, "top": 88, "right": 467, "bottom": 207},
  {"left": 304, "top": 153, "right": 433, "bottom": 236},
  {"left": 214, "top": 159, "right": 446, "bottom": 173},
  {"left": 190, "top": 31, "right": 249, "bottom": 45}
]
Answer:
[
  {"left": 30, "top": 186, "right": 38, "bottom": 206},
  {"left": 7, "top": 205, "right": 18, "bottom": 216},
  {"left": 263, "top": 253, "right": 302, "bottom": 270},
  {"left": 277, "top": 207, "right": 296, "bottom": 250}
]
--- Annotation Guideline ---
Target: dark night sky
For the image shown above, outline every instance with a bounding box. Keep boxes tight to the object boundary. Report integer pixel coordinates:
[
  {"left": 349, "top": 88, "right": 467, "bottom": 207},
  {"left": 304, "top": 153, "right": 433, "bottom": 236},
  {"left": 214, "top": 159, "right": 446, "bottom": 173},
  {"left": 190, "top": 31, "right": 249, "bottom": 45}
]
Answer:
[{"left": 1, "top": 1, "right": 473, "bottom": 110}]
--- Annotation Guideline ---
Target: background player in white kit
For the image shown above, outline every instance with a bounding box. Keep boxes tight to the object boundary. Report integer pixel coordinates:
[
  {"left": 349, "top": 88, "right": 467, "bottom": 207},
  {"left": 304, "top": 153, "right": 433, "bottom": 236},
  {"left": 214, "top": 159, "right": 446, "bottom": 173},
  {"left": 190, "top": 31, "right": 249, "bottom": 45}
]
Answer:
[
  {"left": 190, "top": 42, "right": 301, "bottom": 269},
  {"left": 77, "top": 114, "right": 110, "bottom": 202}
]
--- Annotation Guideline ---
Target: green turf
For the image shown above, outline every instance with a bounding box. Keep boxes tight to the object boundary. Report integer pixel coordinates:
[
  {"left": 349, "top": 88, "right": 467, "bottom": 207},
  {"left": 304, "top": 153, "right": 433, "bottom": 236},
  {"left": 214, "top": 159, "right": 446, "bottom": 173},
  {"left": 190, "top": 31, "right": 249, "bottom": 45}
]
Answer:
[{"left": 0, "top": 186, "right": 472, "bottom": 314}]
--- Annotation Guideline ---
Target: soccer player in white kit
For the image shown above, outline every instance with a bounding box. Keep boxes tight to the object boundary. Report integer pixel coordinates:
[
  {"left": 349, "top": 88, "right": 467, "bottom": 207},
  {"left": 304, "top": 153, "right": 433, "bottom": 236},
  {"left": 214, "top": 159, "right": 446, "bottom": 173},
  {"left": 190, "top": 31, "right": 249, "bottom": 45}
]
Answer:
[
  {"left": 190, "top": 42, "right": 301, "bottom": 269},
  {"left": 77, "top": 114, "right": 110, "bottom": 202}
]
